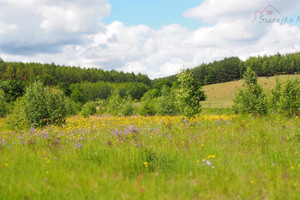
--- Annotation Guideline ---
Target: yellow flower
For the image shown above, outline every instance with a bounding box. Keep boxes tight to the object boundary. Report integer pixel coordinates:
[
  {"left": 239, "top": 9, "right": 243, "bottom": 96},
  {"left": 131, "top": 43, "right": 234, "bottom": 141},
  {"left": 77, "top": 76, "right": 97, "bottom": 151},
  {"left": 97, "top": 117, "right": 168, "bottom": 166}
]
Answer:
[
  {"left": 46, "top": 171, "right": 49, "bottom": 175},
  {"left": 207, "top": 155, "right": 215, "bottom": 158},
  {"left": 4, "top": 163, "right": 8, "bottom": 167},
  {"left": 291, "top": 166, "right": 295, "bottom": 170},
  {"left": 144, "top": 162, "right": 148, "bottom": 168}
]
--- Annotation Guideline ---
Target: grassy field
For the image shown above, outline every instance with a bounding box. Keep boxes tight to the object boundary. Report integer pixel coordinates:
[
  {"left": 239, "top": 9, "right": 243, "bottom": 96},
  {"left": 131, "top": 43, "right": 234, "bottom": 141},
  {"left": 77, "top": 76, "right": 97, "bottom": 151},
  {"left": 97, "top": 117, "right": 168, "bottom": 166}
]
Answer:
[
  {"left": 202, "top": 74, "right": 300, "bottom": 108},
  {"left": 0, "top": 114, "right": 299, "bottom": 199}
]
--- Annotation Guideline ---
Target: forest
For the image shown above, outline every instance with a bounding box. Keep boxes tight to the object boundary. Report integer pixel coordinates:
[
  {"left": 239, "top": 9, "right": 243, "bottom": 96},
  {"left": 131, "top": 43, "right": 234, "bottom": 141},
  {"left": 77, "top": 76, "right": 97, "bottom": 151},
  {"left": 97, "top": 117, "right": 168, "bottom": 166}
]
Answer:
[{"left": 0, "top": 52, "right": 300, "bottom": 117}]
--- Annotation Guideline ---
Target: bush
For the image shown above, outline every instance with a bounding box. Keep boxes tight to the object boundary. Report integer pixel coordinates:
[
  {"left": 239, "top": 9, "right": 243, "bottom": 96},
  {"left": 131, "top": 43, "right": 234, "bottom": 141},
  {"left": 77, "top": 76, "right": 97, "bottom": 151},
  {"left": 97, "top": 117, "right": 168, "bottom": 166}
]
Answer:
[
  {"left": 81, "top": 102, "right": 97, "bottom": 117},
  {"left": 45, "top": 88, "right": 67, "bottom": 125},
  {"left": 156, "top": 86, "right": 177, "bottom": 116},
  {"left": 65, "top": 98, "right": 82, "bottom": 116},
  {"left": 279, "top": 79, "right": 300, "bottom": 116},
  {"left": 107, "top": 88, "right": 124, "bottom": 116},
  {"left": 176, "top": 70, "right": 206, "bottom": 117},
  {"left": 9, "top": 81, "right": 68, "bottom": 128},
  {"left": 139, "top": 99, "right": 157, "bottom": 116},
  {"left": 0, "top": 89, "right": 8, "bottom": 117},
  {"left": 96, "top": 100, "right": 107, "bottom": 115},
  {"left": 121, "top": 96, "right": 135, "bottom": 116},
  {"left": 270, "top": 78, "right": 300, "bottom": 116},
  {"left": 233, "top": 67, "right": 268, "bottom": 115}
]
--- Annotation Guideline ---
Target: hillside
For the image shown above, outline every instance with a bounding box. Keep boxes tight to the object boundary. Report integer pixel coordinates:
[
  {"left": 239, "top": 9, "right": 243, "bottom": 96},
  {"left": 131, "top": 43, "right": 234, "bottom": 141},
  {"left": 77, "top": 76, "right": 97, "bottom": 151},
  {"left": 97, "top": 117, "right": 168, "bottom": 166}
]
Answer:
[{"left": 201, "top": 74, "right": 300, "bottom": 108}]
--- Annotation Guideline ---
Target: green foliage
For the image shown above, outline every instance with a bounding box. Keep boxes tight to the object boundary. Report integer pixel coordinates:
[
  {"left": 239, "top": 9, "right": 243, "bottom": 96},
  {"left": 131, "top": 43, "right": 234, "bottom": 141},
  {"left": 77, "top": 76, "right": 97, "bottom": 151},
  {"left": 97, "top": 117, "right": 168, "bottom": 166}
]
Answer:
[
  {"left": 0, "top": 61, "right": 151, "bottom": 86},
  {"left": 121, "top": 96, "right": 135, "bottom": 116},
  {"left": 176, "top": 70, "right": 206, "bottom": 117},
  {"left": 96, "top": 100, "right": 108, "bottom": 115},
  {"left": 279, "top": 79, "right": 300, "bottom": 116},
  {"left": 139, "top": 99, "right": 157, "bottom": 116},
  {"left": 0, "top": 89, "right": 8, "bottom": 117},
  {"left": 81, "top": 102, "right": 97, "bottom": 117},
  {"left": 233, "top": 67, "right": 268, "bottom": 115},
  {"left": 6, "top": 98, "right": 28, "bottom": 129},
  {"left": 156, "top": 86, "right": 177, "bottom": 116},
  {"left": 9, "top": 81, "right": 68, "bottom": 128},
  {"left": 269, "top": 78, "right": 282, "bottom": 112},
  {"left": 23, "top": 81, "right": 49, "bottom": 126},
  {"left": 107, "top": 88, "right": 124, "bottom": 116},
  {"left": 65, "top": 98, "right": 82, "bottom": 116},
  {"left": 70, "top": 85, "right": 86, "bottom": 104},
  {"left": 270, "top": 78, "right": 300, "bottom": 116},
  {"left": 0, "top": 80, "right": 25, "bottom": 102},
  {"left": 45, "top": 88, "right": 67, "bottom": 125}
]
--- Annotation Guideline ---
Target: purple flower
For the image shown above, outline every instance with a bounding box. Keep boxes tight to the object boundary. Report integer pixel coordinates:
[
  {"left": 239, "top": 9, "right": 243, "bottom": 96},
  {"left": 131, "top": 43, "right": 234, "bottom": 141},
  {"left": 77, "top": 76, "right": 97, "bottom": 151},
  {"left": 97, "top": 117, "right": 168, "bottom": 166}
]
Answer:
[
  {"left": 206, "top": 160, "right": 212, "bottom": 165},
  {"left": 129, "top": 126, "right": 135, "bottom": 132},
  {"left": 75, "top": 143, "right": 82, "bottom": 149}
]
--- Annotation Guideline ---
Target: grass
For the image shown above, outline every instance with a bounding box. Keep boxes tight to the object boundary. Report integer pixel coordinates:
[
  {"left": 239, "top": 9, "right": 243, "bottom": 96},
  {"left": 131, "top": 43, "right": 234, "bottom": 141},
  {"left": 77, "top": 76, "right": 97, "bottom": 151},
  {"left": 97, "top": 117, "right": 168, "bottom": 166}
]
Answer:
[
  {"left": 201, "top": 74, "right": 300, "bottom": 108},
  {"left": 0, "top": 114, "right": 299, "bottom": 199}
]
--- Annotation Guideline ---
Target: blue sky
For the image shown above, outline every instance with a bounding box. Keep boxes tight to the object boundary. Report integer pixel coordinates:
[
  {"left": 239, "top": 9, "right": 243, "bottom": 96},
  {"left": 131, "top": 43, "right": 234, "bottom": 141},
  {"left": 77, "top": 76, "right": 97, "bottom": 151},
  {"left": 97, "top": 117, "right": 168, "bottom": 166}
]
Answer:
[
  {"left": 103, "top": 0, "right": 204, "bottom": 29},
  {"left": 1, "top": 0, "right": 300, "bottom": 78}
]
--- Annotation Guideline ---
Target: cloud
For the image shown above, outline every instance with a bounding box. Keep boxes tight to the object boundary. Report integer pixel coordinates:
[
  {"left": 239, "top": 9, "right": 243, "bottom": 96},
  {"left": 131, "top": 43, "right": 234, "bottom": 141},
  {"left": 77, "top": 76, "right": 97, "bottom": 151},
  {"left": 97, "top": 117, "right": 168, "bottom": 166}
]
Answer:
[
  {"left": 0, "top": 0, "right": 110, "bottom": 54},
  {"left": 1, "top": 0, "right": 300, "bottom": 79}
]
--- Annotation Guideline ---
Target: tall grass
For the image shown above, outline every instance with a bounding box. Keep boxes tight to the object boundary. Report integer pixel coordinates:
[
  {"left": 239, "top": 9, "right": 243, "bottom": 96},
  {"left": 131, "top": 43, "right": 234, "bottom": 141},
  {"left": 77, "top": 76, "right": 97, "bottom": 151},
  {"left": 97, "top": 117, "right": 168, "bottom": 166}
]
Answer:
[{"left": 0, "top": 114, "right": 299, "bottom": 199}]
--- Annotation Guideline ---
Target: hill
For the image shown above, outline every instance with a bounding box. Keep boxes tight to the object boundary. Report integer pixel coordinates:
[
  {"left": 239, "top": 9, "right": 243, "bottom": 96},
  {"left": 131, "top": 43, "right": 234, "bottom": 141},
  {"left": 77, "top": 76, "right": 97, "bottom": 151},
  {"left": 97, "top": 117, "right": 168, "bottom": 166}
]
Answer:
[{"left": 201, "top": 74, "right": 300, "bottom": 108}]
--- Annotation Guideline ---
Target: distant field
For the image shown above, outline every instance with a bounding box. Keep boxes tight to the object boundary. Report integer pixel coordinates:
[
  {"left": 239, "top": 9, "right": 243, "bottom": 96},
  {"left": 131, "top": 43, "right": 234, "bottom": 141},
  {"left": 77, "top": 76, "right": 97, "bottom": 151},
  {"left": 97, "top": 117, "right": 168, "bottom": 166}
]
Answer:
[{"left": 201, "top": 74, "right": 300, "bottom": 108}]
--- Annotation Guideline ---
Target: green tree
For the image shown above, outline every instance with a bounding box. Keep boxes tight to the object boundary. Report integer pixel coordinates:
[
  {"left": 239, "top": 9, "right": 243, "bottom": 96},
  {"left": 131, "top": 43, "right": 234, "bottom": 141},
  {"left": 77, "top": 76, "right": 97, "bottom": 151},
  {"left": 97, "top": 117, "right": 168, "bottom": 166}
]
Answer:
[
  {"left": 11, "top": 81, "right": 68, "bottom": 127},
  {"left": 107, "top": 88, "right": 124, "bottom": 116},
  {"left": 279, "top": 79, "right": 300, "bottom": 116},
  {"left": 156, "top": 86, "right": 177, "bottom": 116},
  {"left": 81, "top": 102, "right": 97, "bottom": 117},
  {"left": 0, "top": 89, "right": 7, "bottom": 117},
  {"left": 233, "top": 67, "right": 268, "bottom": 115},
  {"left": 176, "top": 70, "right": 206, "bottom": 117}
]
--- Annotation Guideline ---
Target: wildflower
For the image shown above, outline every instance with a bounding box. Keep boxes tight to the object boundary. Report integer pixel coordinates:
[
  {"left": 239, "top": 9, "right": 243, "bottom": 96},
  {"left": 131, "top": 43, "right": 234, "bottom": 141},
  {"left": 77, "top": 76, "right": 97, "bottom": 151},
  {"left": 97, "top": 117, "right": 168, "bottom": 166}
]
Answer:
[
  {"left": 206, "top": 160, "right": 212, "bottom": 165},
  {"left": 207, "top": 155, "right": 215, "bottom": 159},
  {"left": 291, "top": 166, "right": 295, "bottom": 170},
  {"left": 4, "top": 163, "right": 8, "bottom": 167},
  {"left": 197, "top": 160, "right": 200, "bottom": 163},
  {"left": 144, "top": 162, "right": 148, "bottom": 169},
  {"left": 46, "top": 171, "right": 49, "bottom": 175}
]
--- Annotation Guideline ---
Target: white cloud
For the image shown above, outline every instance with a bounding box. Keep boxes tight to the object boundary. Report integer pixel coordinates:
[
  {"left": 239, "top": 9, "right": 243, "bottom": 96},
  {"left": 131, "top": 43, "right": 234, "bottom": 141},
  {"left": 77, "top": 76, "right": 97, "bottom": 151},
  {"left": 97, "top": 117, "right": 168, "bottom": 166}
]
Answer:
[
  {"left": 1, "top": 0, "right": 300, "bottom": 79},
  {"left": 0, "top": 0, "right": 110, "bottom": 53}
]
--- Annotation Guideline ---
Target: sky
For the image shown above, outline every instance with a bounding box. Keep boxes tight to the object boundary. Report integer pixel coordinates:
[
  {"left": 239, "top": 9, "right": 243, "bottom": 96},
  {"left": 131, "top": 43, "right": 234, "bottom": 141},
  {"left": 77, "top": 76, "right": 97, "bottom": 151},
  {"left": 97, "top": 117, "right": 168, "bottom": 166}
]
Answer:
[{"left": 1, "top": 0, "right": 300, "bottom": 79}]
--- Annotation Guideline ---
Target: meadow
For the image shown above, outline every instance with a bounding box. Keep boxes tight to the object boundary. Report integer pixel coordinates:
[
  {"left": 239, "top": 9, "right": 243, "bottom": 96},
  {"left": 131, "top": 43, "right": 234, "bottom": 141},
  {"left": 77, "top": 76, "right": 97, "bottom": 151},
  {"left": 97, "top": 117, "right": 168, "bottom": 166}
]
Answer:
[
  {"left": 0, "top": 113, "right": 299, "bottom": 199},
  {"left": 201, "top": 74, "right": 300, "bottom": 108}
]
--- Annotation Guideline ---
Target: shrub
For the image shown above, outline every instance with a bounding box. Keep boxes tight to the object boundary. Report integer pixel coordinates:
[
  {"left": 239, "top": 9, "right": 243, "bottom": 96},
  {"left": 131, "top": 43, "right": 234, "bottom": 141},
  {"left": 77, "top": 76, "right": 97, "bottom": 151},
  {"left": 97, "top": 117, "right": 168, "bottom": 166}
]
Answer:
[
  {"left": 156, "top": 86, "right": 177, "bottom": 116},
  {"left": 279, "top": 79, "right": 300, "bottom": 116},
  {"left": 176, "top": 70, "right": 206, "bottom": 117},
  {"left": 45, "top": 87, "right": 67, "bottom": 125},
  {"left": 139, "top": 99, "right": 157, "bottom": 116},
  {"left": 65, "top": 98, "right": 82, "bottom": 116},
  {"left": 107, "top": 88, "right": 124, "bottom": 116},
  {"left": 269, "top": 78, "right": 282, "bottom": 112},
  {"left": 9, "top": 81, "right": 68, "bottom": 128},
  {"left": 81, "top": 102, "right": 97, "bottom": 117},
  {"left": 96, "top": 100, "right": 107, "bottom": 115},
  {"left": 233, "top": 67, "right": 268, "bottom": 115},
  {"left": 121, "top": 96, "right": 135, "bottom": 116},
  {"left": 0, "top": 89, "right": 8, "bottom": 117}
]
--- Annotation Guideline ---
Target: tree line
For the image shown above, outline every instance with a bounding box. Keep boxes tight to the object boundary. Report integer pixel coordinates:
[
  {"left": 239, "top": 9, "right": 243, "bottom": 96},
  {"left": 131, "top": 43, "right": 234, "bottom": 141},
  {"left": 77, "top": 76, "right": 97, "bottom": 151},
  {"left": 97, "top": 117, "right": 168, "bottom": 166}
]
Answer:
[
  {"left": 0, "top": 59, "right": 151, "bottom": 86},
  {"left": 154, "top": 52, "right": 300, "bottom": 86}
]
